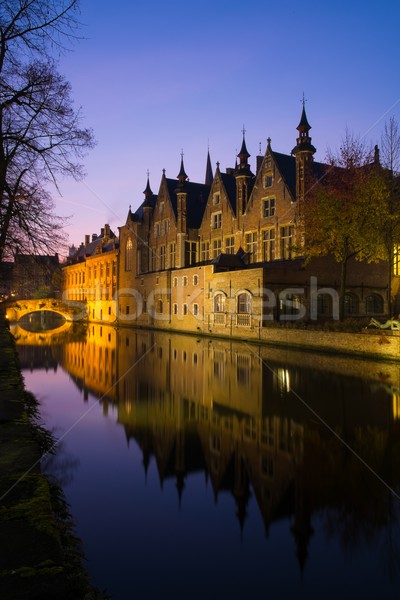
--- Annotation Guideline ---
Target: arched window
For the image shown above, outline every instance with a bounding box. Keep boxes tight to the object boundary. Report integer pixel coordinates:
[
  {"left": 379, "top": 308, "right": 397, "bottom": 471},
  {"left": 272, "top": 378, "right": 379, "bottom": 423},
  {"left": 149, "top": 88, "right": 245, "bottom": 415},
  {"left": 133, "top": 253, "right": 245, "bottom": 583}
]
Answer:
[
  {"left": 125, "top": 238, "right": 133, "bottom": 271},
  {"left": 237, "top": 292, "right": 251, "bottom": 314},
  {"left": 365, "top": 294, "right": 384, "bottom": 314},
  {"left": 344, "top": 293, "right": 359, "bottom": 315},
  {"left": 214, "top": 293, "right": 226, "bottom": 313}
]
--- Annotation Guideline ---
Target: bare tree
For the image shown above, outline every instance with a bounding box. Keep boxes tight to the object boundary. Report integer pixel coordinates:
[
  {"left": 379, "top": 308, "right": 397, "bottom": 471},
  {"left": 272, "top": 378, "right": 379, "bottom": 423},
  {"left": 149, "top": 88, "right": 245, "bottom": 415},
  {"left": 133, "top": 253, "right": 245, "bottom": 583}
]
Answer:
[
  {"left": 381, "top": 116, "right": 400, "bottom": 174},
  {"left": 0, "top": 1, "right": 95, "bottom": 262}
]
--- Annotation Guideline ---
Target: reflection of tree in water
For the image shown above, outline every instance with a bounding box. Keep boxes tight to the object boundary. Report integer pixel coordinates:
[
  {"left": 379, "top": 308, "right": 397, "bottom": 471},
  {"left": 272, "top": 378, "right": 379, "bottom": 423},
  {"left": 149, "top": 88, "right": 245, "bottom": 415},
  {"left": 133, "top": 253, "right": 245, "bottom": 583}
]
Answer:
[
  {"left": 41, "top": 439, "right": 80, "bottom": 488},
  {"left": 301, "top": 424, "right": 400, "bottom": 578}
]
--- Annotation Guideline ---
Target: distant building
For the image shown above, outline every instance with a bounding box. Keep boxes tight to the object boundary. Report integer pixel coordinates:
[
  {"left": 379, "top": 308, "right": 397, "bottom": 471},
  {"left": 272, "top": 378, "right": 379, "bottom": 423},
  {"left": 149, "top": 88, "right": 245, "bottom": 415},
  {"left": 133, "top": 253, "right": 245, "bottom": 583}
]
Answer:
[
  {"left": 0, "top": 261, "right": 13, "bottom": 301},
  {"left": 13, "top": 254, "right": 61, "bottom": 299}
]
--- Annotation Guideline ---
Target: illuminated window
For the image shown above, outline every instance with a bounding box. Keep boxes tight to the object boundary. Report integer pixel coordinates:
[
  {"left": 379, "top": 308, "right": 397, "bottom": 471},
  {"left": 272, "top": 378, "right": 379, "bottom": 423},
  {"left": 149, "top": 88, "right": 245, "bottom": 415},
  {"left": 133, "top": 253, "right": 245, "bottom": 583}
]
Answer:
[
  {"left": 237, "top": 292, "right": 251, "bottom": 314},
  {"left": 212, "top": 212, "right": 222, "bottom": 229},
  {"left": 264, "top": 173, "right": 273, "bottom": 188},
  {"left": 185, "top": 241, "right": 197, "bottom": 266},
  {"left": 169, "top": 243, "right": 176, "bottom": 268},
  {"left": 245, "top": 232, "right": 258, "bottom": 263},
  {"left": 262, "top": 229, "right": 275, "bottom": 261},
  {"left": 151, "top": 249, "right": 157, "bottom": 271},
  {"left": 201, "top": 241, "right": 210, "bottom": 261},
  {"left": 280, "top": 226, "right": 293, "bottom": 259},
  {"left": 225, "top": 236, "right": 234, "bottom": 254},
  {"left": 394, "top": 245, "right": 400, "bottom": 276},
  {"left": 125, "top": 238, "right": 133, "bottom": 271},
  {"left": 214, "top": 293, "right": 225, "bottom": 312},
  {"left": 159, "top": 245, "right": 166, "bottom": 270},
  {"left": 263, "top": 197, "right": 275, "bottom": 217}
]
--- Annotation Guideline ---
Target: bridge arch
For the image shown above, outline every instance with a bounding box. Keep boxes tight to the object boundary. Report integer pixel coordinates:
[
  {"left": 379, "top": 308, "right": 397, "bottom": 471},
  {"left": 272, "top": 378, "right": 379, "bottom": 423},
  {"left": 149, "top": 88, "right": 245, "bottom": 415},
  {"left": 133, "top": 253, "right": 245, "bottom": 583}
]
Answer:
[{"left": 4, "top": 298, "right": 87, "bottom": 322}]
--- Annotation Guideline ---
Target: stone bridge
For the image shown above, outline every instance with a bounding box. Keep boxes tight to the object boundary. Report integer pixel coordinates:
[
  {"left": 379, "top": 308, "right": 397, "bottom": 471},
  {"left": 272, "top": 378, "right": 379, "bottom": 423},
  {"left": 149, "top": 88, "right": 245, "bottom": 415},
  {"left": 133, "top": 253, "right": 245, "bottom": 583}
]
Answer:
[{"left": 4, "top": 298, "right": 87, "bottom": 322}]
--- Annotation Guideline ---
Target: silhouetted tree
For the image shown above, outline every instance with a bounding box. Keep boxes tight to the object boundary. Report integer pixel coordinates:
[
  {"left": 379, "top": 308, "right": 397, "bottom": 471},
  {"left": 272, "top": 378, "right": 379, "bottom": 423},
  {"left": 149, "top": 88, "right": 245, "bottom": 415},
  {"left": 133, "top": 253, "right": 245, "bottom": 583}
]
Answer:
[{"left": 0, "top": 0, "right": 94, "bottom": 261}]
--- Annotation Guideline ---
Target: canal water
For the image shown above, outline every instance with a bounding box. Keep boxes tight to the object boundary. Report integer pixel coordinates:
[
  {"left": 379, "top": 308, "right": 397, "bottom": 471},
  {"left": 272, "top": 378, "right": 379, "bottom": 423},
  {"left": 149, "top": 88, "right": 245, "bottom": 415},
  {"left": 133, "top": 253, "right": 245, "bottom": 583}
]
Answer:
[{"left": 12, "top": 315, "right": 400, "bottom": 599}]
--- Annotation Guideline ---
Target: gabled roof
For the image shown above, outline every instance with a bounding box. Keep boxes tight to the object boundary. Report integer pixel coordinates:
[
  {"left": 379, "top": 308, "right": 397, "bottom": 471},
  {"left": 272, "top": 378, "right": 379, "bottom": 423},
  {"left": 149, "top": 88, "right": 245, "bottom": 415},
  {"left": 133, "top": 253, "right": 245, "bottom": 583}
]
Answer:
[
  {"left": 133, "top": 194, "right": 157, "bottom": 221},
  {"left": 272, "top": 151, "right": 296, "bottom": 199},
  {"left": 219, "top": 172, "right": 237, "bottom": 213},
  {"left": 165, "top": 178, "right": 209, "bottom": 229}
]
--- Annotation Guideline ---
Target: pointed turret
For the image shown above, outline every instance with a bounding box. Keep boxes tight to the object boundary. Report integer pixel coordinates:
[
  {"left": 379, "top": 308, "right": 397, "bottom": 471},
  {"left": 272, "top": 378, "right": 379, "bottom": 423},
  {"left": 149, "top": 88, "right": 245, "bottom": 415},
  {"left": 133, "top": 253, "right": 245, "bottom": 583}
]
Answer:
[
  {"left": 291, "top": 99, "right": 316, "bottom": 157},
  {"left": 236, "top": 130, "right": 252, "bottom": 176},
  {"left": 235, "top": 128, "right": 253, "bottom": 216},
  {"left": 292, "top": 99, "right": 316, "bottom": 201},
  {"left": 205, "top": 149, "right": 213, "bottom": 185},
  {"left": 177, "top": 152, "right": 188, "bottom": 186},
  {"left": 143, "top": 174, "right": 153, "bottom": 204}
]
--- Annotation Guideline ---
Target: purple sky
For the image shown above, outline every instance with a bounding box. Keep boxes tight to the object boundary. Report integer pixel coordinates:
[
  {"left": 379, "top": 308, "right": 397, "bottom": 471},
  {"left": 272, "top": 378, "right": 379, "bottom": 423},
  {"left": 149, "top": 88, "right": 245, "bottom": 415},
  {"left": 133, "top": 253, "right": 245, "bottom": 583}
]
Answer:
[{"left": 55, "top": 0, "right": 400, "bottom": 255}]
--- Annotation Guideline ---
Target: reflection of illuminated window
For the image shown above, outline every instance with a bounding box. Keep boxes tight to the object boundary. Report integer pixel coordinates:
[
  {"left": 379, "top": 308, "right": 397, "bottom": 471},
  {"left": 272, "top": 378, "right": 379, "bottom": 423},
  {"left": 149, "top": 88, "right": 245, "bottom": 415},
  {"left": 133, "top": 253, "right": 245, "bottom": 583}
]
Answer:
[
  {"left": 277, "top": 368, "right": 290, "bottom": 394},
  {"left": 236, "top": 353, "right": 250, "bottom": 386},
  {"left": 244, "top": 417, "right": 257, "bottom": 440},
  {"left": 210, "top": 434, "right": 221, "bottom": 453},
  {"left": 261, "top": 455, "right": 274, "bottom": 478},
  {"left": 393, "top": 393, "right": 400, "bottom": 419}
]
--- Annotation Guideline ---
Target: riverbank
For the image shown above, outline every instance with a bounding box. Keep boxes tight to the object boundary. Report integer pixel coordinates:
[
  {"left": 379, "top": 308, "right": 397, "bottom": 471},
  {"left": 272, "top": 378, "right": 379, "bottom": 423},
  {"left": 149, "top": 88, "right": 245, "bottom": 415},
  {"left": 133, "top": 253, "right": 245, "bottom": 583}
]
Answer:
[
  {"left": 0, "top": 316, "right": 96, "bottom": 599},
  {"left": 108, "top": 319, "right": 400, "bottom": 362}
]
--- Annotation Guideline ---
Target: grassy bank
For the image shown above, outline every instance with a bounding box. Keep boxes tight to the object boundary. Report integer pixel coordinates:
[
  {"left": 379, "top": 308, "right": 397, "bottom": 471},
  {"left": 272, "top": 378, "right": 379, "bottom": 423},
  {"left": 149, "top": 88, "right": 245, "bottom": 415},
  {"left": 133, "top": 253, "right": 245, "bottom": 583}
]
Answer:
[{"left": 0, "top": 316, "right": 105, "bottom": 599}]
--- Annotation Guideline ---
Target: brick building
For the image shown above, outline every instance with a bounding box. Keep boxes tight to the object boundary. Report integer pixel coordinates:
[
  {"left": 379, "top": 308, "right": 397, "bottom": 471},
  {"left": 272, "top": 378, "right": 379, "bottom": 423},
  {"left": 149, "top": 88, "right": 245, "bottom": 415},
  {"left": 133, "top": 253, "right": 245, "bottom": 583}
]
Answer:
[{"left": 64, "top": 104, "right": 393, "bottom": 335}]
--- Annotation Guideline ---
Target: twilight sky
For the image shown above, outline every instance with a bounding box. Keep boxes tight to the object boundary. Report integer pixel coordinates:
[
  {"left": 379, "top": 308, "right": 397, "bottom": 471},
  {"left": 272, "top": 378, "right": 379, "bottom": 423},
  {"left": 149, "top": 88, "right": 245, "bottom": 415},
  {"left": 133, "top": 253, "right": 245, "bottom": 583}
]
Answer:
[{"left": 55, "top": 0, "right": 400, "bottom": 255}]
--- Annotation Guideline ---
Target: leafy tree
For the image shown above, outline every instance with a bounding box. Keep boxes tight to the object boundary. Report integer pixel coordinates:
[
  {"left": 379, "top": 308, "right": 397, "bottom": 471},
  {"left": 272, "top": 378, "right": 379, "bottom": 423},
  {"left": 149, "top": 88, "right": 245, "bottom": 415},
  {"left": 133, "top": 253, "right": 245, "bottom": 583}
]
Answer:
[
  {"left": 301, "top": 131, "right": 376, "bottom": 321},
  {"left": 363, "top": 135, "right": 400, "bottom": 317},
  {"left": 0, "top": 0, "right": 95, "bottom": 262}
]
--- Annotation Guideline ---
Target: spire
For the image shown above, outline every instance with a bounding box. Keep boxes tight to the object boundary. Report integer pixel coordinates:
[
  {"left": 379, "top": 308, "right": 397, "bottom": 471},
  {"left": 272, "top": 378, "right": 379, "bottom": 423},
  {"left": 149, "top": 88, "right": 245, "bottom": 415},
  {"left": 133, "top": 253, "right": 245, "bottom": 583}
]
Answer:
[
  {"left": 143, "top": 171, "right": 153, "bottom": 207},
  {"left": 292, "top": 97, "right": 316, "bottom": 156},
  {"left": 143, "top": 171, "right": 153, "bottom": 200},
  {"left": 297, "top": 95, "right": 311, "bottom": 134},
  {"left": 177, "top": 150, "right": 188, "bottom": 185},
  {"left": 236, "top": 127, "right": 253, "bottom": 176},
  {"left": 205, "top": 149, "right": 213, "bottom": 185}
]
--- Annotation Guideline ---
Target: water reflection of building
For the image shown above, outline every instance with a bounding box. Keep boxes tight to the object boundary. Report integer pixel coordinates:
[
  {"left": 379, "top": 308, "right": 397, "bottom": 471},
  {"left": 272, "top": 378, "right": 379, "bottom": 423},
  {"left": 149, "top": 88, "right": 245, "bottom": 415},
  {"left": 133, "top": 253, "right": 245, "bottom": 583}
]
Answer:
[
  {"left": 57, "top": 327, "right": 400, "bottom": 571},
  {"left": 59, "top": 324, "right": 118, "bottom": 404}
]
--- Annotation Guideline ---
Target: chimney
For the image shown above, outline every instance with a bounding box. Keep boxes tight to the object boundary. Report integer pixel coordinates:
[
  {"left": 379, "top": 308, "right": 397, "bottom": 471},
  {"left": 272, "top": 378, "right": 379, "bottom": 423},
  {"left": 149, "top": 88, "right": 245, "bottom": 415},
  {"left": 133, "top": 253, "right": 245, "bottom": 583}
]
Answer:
[
  {"left": 100, "top": 227, "right": 105, "bottom": 237},
  {"left": 92, "top": 233, "right": 97, "bottom": 242},
  {"left": 85, "top": 234, "right": 90, "bottom": 245},
  {"left": 104, "top": 224, "right": 111, "bottom": 238}
]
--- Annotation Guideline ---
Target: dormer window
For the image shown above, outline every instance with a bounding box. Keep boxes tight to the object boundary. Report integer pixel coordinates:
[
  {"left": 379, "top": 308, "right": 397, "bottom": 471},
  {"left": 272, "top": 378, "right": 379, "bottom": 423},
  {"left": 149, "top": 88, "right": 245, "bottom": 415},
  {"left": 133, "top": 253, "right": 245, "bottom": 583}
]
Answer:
[
  {"left": 213, "top": 192, "right": 220, "bottom": 205},
  {"left": 264, "top": 174, "right": 273, "bottom": 188}
]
